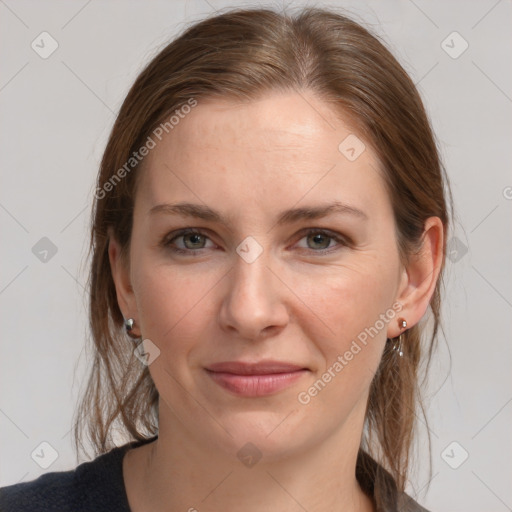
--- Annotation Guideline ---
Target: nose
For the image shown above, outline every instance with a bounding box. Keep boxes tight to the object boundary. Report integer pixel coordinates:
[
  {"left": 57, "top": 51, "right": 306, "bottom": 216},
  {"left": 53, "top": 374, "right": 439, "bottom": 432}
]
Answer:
[{"left": 218, "top": 252, "right": 289, "bottom": 341}]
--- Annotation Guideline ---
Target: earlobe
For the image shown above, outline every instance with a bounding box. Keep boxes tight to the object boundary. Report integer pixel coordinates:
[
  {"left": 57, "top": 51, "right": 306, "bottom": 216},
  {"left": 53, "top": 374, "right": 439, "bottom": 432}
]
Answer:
[{"left": 389, "top": 216, "right": 444, "bottom": 338}]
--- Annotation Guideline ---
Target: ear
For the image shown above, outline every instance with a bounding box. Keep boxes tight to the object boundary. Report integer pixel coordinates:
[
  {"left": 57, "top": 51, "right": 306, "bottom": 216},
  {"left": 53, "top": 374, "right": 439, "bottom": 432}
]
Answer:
[
  {"left": 108, "top": 229, "right": 139, "bottom": 335},
  {"left": 388, "top": 216, "right": 444, "bottom": 338}
]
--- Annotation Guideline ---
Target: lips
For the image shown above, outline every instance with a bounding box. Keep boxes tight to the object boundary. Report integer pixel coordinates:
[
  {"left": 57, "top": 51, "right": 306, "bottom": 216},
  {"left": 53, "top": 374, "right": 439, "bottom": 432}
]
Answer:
[
  {"left": 206, "top": 360, "right": 307, "bottom": 375},
  {"left": 205, "top": 360, "right": 309, "bottom": 397}
]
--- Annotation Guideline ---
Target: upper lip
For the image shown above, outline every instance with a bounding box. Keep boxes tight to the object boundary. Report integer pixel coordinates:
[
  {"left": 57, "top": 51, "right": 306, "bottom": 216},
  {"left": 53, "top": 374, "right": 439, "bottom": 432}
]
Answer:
[{"left": 206, "top": 360, "right": 308, "bottom": 375}]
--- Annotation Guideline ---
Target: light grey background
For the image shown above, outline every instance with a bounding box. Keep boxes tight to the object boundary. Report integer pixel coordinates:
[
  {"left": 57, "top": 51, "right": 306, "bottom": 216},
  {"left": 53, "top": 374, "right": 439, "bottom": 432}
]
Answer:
[{"left": 1, "top": 1, "right": 511, "bottom": 511}]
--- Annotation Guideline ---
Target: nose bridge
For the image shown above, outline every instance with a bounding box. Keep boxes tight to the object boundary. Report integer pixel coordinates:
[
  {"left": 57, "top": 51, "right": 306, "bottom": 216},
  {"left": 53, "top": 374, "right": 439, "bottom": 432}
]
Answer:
[
  {"left": 233, "top": 245, "right": 271, "bottom": 299},
  {"left": 219, "top": 243, "right": 288, "bottom": 339}
]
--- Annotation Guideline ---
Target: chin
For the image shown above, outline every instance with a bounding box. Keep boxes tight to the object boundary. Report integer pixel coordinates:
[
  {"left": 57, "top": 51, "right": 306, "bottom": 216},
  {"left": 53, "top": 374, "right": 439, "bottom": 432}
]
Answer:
[{"left": 209, "top": 409, "right": 313, "bottom": 463}]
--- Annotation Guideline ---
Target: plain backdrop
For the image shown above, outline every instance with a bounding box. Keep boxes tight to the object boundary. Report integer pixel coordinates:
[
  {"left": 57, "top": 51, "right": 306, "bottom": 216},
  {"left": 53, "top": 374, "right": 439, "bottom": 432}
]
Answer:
[{"left": 1, "top": 1, "right": 511, "bottom": 511}]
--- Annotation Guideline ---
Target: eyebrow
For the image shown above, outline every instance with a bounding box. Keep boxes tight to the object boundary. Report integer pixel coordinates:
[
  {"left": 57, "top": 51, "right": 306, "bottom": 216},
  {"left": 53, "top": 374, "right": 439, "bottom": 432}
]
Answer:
[{"left": 149, "top": 201, "right": 368, "bottom": 226}]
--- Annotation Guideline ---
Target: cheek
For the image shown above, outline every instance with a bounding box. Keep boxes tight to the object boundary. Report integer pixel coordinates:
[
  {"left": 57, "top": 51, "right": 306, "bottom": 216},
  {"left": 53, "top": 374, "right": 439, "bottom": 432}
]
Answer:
[
  {"left": 292, "top": 268, "right": 394, "bottom": 415},
  {"left": 133, "top": 257, "right": 222, "bottom": 354},
  {"left": 291, "top": 258, "right": 397, "bottom": 343},
  {"left": 287, "top": 257, "right": 399, "bottom": 401}
]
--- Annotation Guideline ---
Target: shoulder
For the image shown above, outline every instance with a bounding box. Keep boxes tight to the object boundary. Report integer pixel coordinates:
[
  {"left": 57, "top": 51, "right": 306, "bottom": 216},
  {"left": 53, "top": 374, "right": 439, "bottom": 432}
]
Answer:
[
  {"left": 0, "top": 438, "right": 156, "bottom": 512},
  {"left": 0, "top": 467, "right": 83, "bottom": 512},
  {"left": 356, "top": 449, "right": 432, "bottom": 512},
  {"left": 398, "top": 491, "right": 432, "bottom": 512}
]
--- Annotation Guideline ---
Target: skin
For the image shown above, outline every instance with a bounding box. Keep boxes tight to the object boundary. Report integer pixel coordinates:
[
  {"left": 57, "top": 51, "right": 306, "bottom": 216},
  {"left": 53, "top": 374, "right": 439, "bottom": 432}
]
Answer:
[{"left": 109, "top": 89, "right": 444, "bottom": 512}]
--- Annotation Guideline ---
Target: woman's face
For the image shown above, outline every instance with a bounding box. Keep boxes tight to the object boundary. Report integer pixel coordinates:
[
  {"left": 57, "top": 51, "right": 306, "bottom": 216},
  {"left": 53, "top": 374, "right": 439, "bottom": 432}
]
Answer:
[{"left": 113, "top": 90, "right": 410, "bottom": 459}]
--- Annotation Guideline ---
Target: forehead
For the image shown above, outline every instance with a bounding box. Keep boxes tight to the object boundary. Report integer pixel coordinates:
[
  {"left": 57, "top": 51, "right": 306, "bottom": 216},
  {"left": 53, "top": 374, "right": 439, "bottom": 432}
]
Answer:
[
  {"left": 154, "top": 91, "right": 360, "bottom": 155},
  {"left": 136, "top": 90, "right": 389, "bottom": 218}
]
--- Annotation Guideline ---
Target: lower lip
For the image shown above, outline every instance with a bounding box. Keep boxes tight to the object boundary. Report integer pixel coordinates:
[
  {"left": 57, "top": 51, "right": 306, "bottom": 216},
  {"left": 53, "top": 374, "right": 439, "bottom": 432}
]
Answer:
[{"left": 206, "top": 369, "right": 308, "bottom": 397}]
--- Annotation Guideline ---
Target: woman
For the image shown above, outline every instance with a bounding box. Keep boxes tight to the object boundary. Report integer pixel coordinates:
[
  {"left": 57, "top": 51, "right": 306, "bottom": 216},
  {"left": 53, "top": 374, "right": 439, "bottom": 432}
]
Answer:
[{"left": 0, "top": 6, "right": 452, "bottom": 512}]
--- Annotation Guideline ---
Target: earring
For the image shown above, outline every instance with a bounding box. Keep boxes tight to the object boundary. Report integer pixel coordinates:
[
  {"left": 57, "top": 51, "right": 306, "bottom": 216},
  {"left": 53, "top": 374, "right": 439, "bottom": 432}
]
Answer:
[
  {"left": 124, "top": 317, "right": 141, "bottom": 342},
  {"left": 392, "top": 318, "right": 407, "bottom": 357}
]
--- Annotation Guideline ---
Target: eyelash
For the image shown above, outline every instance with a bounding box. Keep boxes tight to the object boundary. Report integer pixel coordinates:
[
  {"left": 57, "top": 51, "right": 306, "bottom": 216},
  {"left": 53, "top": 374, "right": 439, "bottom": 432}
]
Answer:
[{"left": 162, "top": 228, "right": 350, "bottom": 256}]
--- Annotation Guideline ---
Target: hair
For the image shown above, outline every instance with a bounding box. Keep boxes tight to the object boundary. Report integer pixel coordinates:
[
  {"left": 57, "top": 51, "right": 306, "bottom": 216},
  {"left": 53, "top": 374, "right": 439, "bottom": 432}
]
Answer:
[{"left": 75, "top": 5, "right": 454, "bottom": 508}]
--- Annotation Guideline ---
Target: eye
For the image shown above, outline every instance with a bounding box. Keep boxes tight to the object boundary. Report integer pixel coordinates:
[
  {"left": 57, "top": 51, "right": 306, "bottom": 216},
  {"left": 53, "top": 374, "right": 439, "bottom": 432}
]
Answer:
[
  {"left": 294, "top": 229, "right": 349, "bottom": 253},
  {"left": 162, "top": 229, "right": 215, "bottom": 254},
  {"left": 162, "top": 228, "right": 350, "bottom": 256}
]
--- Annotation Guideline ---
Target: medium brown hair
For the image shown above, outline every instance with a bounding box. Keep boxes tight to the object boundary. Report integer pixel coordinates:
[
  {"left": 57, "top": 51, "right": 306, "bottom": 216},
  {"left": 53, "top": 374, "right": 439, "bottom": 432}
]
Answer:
[{"left": 75, "top": 5, "right": 453, "bottom": 507}]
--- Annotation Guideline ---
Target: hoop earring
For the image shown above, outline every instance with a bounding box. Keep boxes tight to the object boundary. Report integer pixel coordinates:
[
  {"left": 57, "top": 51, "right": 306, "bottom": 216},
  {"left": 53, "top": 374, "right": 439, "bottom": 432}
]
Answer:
[
  {"left": 124, "top": 317, "right": 141, "bottom": 342},
  {"left": 391, "top": 318, "right": 407, "bottom": 357}
]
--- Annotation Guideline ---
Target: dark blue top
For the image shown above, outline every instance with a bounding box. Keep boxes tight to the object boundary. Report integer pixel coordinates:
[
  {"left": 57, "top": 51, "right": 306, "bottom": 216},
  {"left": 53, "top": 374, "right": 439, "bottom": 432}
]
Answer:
[
  {"left": 0, "top": 436, "right": 430, "bottom": 511},
  {"left": 0, "top": 437, "right": 152, "bottom": 512}
]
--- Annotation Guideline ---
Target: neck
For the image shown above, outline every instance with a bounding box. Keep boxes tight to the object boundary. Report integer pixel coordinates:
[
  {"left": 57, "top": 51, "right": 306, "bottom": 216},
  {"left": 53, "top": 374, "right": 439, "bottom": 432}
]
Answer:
[{"left": 123, "top": 405, "right": 375, "bottom": 512}]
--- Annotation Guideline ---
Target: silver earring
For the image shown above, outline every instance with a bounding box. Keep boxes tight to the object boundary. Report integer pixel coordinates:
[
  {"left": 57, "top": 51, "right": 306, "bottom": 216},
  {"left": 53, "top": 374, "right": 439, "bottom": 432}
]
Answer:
[
  {"left": 392, "top": 318, "right": 407, "bottom": 357},
  {"left": 124, "top": 318, "right": 141, "bottom": 342}
]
